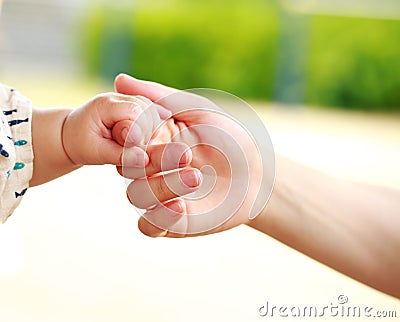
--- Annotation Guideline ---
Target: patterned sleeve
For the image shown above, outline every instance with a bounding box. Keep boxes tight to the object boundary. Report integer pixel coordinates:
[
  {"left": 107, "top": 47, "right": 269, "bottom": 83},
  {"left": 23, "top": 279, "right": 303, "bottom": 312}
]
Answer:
[{"left": 0, "top": 84, "right": 34, "bottom": 223}]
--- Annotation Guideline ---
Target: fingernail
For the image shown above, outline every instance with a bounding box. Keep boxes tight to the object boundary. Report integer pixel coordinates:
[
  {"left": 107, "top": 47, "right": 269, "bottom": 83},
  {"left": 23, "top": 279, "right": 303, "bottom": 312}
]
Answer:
[
  {"left": 124, "top": 147, "right": 149, "bottom": 167},
  {"left": 167, "top": 200, "right": 185, "bottom": 215},
  {"left": 126, "top": 124, "right": 142, "bottom": 145},
  {"left": 179, "top": 148, "right": 192, "bottom": 166},
  {"left": 164, "top": 144, "right": 192, "bottom": 168},
  {"left": 180, "top": 169, "right": 202, "bottom": 188},
  {"left": 121, "top": 128, "right": 128, "bottom": 142}
]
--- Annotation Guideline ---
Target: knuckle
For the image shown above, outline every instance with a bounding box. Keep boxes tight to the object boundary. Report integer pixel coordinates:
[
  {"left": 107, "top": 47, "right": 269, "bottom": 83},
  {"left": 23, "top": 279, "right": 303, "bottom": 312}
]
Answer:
[
  {"left": 153, "top": 176, "right": 170, "bottom": 199},
  {"left": 93, "top": 92, "right": 113, "bottom": 105},
  {"left": 130, "top": 103, "right": 142, "bottom": 115},
  {"left": 126, "top": 189, "right": 135, "bottom": 206},
  {"left": 126, "top": 103, "right": 144, "bottom": 122},
  {"left": 147, "top": 150, "right": 161, "bottom": 172},
  {"left": 135, "top": 95, "right": 152, "bottom": 105},
  {"left": 127, "top": 182, "right": 142, "bottom": 208}
]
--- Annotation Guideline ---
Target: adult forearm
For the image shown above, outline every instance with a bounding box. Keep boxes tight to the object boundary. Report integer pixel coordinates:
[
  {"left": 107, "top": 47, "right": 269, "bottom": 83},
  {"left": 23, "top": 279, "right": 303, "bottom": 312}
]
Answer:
[
  {"left": 30, "top": 108, "right": 81, "bottom": 187},
  {"left": 248, "top": 156, "right": 400, "bottom": 298}
]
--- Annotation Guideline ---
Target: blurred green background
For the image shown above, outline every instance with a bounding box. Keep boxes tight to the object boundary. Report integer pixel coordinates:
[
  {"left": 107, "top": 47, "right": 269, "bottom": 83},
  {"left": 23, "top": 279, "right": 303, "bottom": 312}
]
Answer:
[{"left": 81, "top": 0, "right": 400, "bottom": 111}]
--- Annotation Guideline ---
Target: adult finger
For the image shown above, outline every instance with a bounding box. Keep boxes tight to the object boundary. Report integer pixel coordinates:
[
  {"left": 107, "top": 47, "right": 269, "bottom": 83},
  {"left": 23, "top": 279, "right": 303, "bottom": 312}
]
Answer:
[
  {"left": 115, "top": 93, "right": 171, "bottom": 120},
  {"left": 137, "top": 200, "right": 235, "bottom": 238},
  {"left": 111, "top": 119, "right": 133, "bottom": 146},
  {"left": 127, "top": 168, "right": 202, "bottom": 209},
  {"left": 120, "top": 142, "right": 192, "bottom": 179},
  {"left": 99, "top": 142, "right": 148, "bottom": 167},
  {"left": 137, "top": 199, "right": 188, "bottom": 238},
  {"left": 114, "top": 74, "right": 222, "bottom": 117},
  {"left": 111, "top": 104, "right": 163, "bottom": 147},
  {"left": 112, "top": 119, "right": 147, "bottom": 147},
  {"left": 115, "top": 74, "right": 177, "bottom": 102}
]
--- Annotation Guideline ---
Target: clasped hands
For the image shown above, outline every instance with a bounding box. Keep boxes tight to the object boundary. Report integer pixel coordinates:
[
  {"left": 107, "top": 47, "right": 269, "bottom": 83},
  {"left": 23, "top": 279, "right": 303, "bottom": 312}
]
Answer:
[{"left": 111, "top": 74, "right": 265, "bottom": 238}]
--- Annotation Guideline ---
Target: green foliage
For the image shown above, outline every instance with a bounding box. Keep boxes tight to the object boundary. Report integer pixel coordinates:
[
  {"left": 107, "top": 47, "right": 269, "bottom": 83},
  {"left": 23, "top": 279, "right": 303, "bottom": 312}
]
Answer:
[
  {"left": 80, "top": 1, "right": 400, "bottom": 111},
  {"left": 80, "top": 5, "right": 136, "bottom": 79},
  {"left": 308, "top": 16, "right": 400, "bottom": 111},
  {"left": 80, "top": 1, "right": 278, "bottom": 99},
  {"left": 134, "top": 1, "right": 278, "bottom": 100}
]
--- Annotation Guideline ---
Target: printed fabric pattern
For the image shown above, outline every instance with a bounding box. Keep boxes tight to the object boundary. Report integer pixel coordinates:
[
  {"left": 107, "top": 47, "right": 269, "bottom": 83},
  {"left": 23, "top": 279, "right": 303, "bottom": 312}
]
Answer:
[{"left": 0, "top": 84, "right": 34, "bottom": 223}]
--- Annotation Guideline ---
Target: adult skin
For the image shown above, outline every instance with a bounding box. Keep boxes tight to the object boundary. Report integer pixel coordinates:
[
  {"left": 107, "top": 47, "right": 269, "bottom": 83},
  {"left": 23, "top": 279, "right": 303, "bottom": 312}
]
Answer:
[{"left": 114, "top": 74, "right": 400, "bottom": 299}]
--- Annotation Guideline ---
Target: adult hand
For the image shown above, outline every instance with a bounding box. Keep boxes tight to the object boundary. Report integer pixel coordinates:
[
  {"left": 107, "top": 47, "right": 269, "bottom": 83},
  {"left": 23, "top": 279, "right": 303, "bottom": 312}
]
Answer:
[{"left": 115, "top": 74, "right": 270, "bottom": 237}]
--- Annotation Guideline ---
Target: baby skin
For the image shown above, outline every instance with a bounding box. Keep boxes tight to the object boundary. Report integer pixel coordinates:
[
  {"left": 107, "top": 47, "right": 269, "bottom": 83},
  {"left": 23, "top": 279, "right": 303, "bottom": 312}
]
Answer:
[{"left": 30, "top": 92, "right": 201, "bottom": 196}]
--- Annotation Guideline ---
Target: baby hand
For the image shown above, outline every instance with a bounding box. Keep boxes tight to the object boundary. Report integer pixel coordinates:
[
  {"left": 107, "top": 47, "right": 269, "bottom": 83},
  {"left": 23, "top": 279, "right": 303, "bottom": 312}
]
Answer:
[
  {"left": 111, "top": 95, "right": 171, "bottom": 147},
  {"left": 62, "top": 93, "right": 169, "bottom": 166}
]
